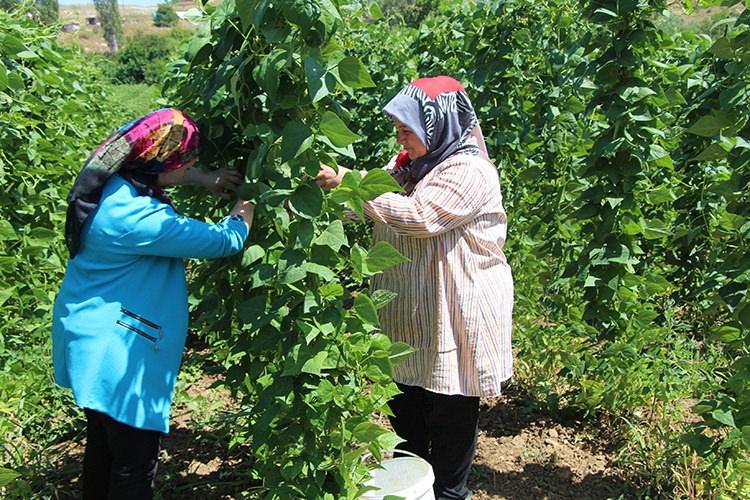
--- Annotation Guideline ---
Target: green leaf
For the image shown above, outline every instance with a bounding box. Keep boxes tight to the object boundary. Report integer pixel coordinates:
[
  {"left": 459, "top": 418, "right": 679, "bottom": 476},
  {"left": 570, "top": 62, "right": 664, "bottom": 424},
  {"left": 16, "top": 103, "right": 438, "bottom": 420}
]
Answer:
[
  {"left": 16, "top": 50, "right": 37, "bottom": 59},
  {"left": 301, "top": 350, "right": 328, "bottom": 375},
  {"left": 369, "top": 2, "right": 384, "bottom": 20},
  {"left": 621, "top": 216, "right": 641, "bottom": 235},
  {"left": 329, "top": 170, "right": 359, "bottom": 204},
  {"left": 289, "top": 183, "right": 323, "bottom": 219},
  {"left": 281, "top": 0, "right": 316, "bottom": 32},
  {"left": 353, "top": 422, "right": 387, "bottom": 442},
  {"left": 6, "top": 72, "right": 22, "bottom": 91},
  {"left": 237, "top": 0, "right": 253, "bottom": 32},
  {"left": 619, "top": 85, "right": 656, "bottom": 102},
  {"left": 182, "top": 7, "right": 205, "bottom": 23},
  {"left": 238, "top": 296, "right": 266, "bottom": 325},
  {"left": 0, "top": 220, "right": 17, "bottom": 240},
  {"left": 737, "top": 301, "right": 750, "bottom": 329},
  {"left": 304, "top": 56, "right": 335, "bottom": 103},
  {"left": 366, "top": 241, "right": 409, "bottom": 273},
  {"left": 280, "top": 121, "right": 314, "bottom": 163},
  {"left": 350, "top": 244, "right": 368, "bottom": 280},
  {"left": 649, "top": 145, "right": 673, "bottom": 167},
  {"left": 319, "top": 111, "right": 360, "bottom": 147},
  {"left": 241, "top": 245, "right": 266, "bottom": 267},
  {"left": 0, "top": 467, "right": 20, "bottom": 487},
  {"left": 742, "top": 426, "right": 750, "bottom": 449},
  {"left": 358, "top": 169, "right": 404, "bottom": 200},
  {"left": 28, "top": 227, "right": 56, "bottom": 243},
  {"left": 253, "top": 49, "right": 289, "bottom": 100},
  {"left": 712, "top": 409, "right": 736, "bottom": 428},
  {"left": 337, "top": 57, "right": 375, "bottom": 89},
  {"left": 389, "top": 342, "right": 413, "bottom": 362},
  {"left": 0, "top": 288, "right": 13, "bottom": 307},
  {"left": 692, "top": 143, "right": 730, "bottom": 162},
  {"left": 313, "top": 220, "right": 348, "bottom": 251},
  {"left": 377, "top": 431, "right": 405, "bottom": 450},
  {"left": 355, "top": 293, "right": 379, "bottom": 324},
  {"left": 644, "top": 273, "right": 671, "bottom": 294},
  {"left": 646, "top": 185, "right": 677, "bottom": 204},
  {"left": 640, "top": 219, "right": 671, "bottom": 239},
  {"left": 304, "top": 262, "right": 335, "bottom": 281},
  {"left": 0, "top": 61, "right": 7, "bottom": 92},
  {"left": 686, "top": 113, "right": 731, "bottom": 137},
  {"left": 0, "top": 35, "right": 26, "bottom": 55},
  {"left": 709, "top": 326, "right": 742, "bottom": 343},
  {"left": 280, "top": 266, "right": 307, "bottom": 284},
  {"left": 564, "top": 96, "right": 585, "bottom": 113},
  {"left": 684, "top": 431, "right": 712, "bottom": 455},
  {"left": 318, "top": 134, "right": 356, "bottom": 159},
  {"left": 708, "top": 37, "right": 734, "bottom": 60}
]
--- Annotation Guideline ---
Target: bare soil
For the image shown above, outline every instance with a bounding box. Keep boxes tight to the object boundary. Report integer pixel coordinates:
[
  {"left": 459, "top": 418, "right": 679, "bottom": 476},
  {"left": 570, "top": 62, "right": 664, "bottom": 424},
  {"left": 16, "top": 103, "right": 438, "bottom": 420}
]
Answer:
[
  {"left": 470, "top": 395, "right": 632, "bottom": 499},
  {"left": 42, "top": 347, "right": 633, "bottom": 499}
]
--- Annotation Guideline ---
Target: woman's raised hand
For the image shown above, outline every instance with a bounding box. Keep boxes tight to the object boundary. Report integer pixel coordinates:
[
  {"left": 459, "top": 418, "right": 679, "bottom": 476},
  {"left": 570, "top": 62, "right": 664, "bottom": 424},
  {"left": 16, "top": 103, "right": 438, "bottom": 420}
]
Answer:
[
  {"left": 315, "top": 164, "right": 350, "bottom": 191},
  {"left": 205, "top": 167, "right": 243, "bottom": 200},
  {"left": 178, "top": 166, "right": 244, "bottom": 200}
]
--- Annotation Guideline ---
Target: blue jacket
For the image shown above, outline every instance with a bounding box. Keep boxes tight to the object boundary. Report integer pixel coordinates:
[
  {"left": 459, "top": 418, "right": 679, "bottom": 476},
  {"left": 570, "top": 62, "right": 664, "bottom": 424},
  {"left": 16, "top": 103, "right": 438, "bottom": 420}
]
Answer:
[{"left": 52, "top": 175, "right": 248, "bottom": 433}]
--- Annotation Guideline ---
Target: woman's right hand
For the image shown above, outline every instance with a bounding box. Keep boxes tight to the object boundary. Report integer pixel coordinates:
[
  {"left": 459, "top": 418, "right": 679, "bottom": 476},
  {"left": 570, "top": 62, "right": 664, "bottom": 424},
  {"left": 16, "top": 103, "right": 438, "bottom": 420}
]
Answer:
[{"left": 231, "top": 199, "right": 255, "bottom": 230}]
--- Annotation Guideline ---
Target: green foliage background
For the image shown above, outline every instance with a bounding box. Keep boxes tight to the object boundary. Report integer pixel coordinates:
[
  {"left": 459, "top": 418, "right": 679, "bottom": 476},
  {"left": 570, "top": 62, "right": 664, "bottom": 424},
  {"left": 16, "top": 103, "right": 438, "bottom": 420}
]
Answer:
[
  {"left": 1, "top": 0, "right": 749, "bottom": 498},
  {"left": 0, "top": 8, "right": 126, "bottom": 493},
  {"left": 107, "top": 31, "right": 188, "bottom": 85}
]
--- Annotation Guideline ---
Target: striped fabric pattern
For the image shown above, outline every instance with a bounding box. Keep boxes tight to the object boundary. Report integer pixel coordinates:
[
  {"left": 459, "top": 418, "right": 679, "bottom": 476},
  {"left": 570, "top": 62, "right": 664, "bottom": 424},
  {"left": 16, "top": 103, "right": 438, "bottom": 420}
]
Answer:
[{"left": 364, "top": 153, "right": 514, "bottom": 397}]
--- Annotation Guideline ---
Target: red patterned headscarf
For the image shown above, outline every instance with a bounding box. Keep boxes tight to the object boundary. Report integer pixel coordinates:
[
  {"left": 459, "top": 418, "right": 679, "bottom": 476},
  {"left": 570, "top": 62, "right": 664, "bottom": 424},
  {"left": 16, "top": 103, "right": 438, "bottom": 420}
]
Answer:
[
  {"left": 65, "top": 108, "right": 200, "bottom": 257},
  {"left": 383, "top": 76, "right": 481, "bottom": 184}
]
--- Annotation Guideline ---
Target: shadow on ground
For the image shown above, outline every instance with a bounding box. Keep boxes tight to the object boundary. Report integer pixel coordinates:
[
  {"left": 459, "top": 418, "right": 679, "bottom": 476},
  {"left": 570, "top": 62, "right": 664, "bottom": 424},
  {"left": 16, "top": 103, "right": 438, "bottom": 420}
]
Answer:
[
  {"left": 23, "top": 424, "right": 256, "bottom": 499},
  {"left": 156, "top": 425, "right": 257, "bottom": 499},
  {"left": 470, "top": 462, "right": 632, "bottom": 500}
]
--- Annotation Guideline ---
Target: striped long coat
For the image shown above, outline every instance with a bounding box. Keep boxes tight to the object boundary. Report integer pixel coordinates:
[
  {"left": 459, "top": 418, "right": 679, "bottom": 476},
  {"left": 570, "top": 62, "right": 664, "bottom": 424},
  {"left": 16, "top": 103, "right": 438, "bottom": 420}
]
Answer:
[{"left": 364, "top": 153, "right": 514, "bottom": 397}]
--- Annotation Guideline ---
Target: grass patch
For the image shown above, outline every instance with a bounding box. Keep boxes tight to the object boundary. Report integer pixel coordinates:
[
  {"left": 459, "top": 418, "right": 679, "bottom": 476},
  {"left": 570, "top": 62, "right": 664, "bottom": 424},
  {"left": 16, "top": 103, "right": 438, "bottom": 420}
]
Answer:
[{"left": 109, "top": 83, "right": 162, "bottom": 121}]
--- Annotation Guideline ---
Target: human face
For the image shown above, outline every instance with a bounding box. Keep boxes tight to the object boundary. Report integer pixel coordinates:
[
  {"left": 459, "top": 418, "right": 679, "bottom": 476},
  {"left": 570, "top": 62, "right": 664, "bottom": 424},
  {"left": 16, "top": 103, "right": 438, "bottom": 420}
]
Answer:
[
  {"left": 394, "top": 119, "right": 427, "bottom": 160},
  {"left": 156, "top": 158, "right": 196, "bottom": 187}
]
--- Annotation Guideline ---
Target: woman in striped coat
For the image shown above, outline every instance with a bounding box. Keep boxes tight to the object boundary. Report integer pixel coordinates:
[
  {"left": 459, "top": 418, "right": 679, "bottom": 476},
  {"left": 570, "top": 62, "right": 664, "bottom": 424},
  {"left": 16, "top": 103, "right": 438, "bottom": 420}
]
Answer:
[{"left": 316, "top": 76, "right": 513, "bottom": 500}]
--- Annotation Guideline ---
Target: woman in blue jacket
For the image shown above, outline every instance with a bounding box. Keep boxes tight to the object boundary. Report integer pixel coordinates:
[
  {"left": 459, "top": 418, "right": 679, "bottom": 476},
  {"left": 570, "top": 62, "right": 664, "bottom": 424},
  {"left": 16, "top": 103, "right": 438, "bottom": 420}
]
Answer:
[{"left": 52, "top": 109, "right": 254, "bottom": 499}]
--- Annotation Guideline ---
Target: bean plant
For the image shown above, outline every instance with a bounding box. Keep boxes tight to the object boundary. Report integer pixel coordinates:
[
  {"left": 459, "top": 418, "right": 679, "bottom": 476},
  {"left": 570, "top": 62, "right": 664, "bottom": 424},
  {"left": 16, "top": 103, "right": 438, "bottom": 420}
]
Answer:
[{"left": 167, "top": 1, "right": 411, "bottom": 498}]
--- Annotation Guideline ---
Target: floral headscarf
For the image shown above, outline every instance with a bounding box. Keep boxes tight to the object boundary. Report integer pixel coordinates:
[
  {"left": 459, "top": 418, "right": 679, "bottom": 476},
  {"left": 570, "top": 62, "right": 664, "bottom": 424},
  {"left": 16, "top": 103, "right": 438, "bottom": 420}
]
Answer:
[
  {"left": 383, "top": 76, "right": 481, "bottom": 187},
  {"left": 65, "top": 108, "right": 200, "bottom": 257}
]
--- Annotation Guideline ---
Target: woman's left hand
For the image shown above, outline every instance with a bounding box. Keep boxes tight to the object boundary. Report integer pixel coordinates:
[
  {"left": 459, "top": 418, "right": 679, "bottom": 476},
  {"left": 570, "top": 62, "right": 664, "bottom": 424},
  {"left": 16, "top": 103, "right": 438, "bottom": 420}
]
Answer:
[{"left": 204, "top": 168, "right": 243, "bottom": 200}]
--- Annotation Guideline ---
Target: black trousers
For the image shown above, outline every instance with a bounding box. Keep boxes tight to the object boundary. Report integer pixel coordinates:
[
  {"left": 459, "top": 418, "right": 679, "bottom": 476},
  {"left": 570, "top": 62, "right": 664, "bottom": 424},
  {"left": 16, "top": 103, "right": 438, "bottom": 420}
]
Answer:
[
  {"left": 82, "top": 408, "right": 161, "bottom": 500},
  {"left": 388, "top": 383, "right": 479, "bottom": 500}
]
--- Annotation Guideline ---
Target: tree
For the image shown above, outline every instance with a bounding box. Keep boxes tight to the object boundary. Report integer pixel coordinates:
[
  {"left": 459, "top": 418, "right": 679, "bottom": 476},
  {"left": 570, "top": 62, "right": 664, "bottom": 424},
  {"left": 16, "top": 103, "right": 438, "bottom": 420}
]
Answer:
[
  {"left": 93, "top": 0, "right": 122, "bottom": 53},
  {"left": 0, "top": 0, "right": 57, "bottom": 23},
  {"left": 0, "top": 0, "right": 18, "bottom": 12},
  {"left": 153, "top": 3, "right": 178, "bottom": 27},
  {"left": 35, "top": 0, "right": 58, "bottom": 23}
]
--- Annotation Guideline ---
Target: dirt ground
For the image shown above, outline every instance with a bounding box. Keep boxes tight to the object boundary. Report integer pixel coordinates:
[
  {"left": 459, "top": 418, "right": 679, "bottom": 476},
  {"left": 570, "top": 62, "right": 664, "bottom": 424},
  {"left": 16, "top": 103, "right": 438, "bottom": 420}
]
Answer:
[
  {"left": 44, "top": 349, "right": 633, "bottom": 499},
  {"left": 157, "top": 384, "right": 635, "bottom": 499},
  {"left": 166, "top": 339, "right": 635, "bottom": 499},
  {"left": 470, "top": 396, "right": 632, "bottom": 500}
]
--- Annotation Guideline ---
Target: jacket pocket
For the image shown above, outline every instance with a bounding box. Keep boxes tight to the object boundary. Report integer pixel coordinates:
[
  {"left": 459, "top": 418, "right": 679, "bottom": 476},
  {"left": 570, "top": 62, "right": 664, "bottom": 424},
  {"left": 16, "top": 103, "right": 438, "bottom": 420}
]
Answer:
[{"left": 116, "top": 307, "right": 163, "bottom": 351}]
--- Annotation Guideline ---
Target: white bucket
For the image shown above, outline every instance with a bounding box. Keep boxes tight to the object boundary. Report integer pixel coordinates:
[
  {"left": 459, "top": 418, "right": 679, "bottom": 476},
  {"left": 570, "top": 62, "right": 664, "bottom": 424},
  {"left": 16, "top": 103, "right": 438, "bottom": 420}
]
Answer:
[{"left": 361, "top": 451, "right": 435, "bottom": 500}]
